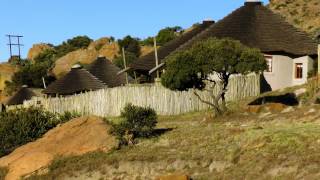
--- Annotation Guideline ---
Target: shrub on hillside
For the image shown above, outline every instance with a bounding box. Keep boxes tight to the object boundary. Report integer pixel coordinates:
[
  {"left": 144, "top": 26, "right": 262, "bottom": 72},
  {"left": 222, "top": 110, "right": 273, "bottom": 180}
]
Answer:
[
  {"left": 58, "top": 111, "right": 81, "bottom": 122},
  {"left": 0, "top": 107, "right": 77, "bottom": 157},
  {"left": 110, "top": 103, "right": 157, "bottom": 145}
]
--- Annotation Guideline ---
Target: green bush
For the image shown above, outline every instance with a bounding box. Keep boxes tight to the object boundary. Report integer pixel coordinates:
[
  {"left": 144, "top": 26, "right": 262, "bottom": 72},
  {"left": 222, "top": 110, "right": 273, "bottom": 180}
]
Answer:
[
  {"left": 0, "top": 107, "right": 75, "bottom": 157},
  {"left": 58, "top": 111, "right": 81, "bottom": 122},
  {"left": 110, "top": 103, "right": 157, "bottom": 145}
]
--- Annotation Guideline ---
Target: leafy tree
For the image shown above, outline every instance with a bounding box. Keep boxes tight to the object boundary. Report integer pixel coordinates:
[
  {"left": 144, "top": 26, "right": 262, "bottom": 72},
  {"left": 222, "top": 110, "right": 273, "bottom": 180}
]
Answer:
[
  {"left": 161, "top": 38, "right": 267, "bottom": 116},
  {"left": 114, "top": 52, "right": 138, "bottom": 69},
  {"left": 6, "top": 61, "right": 55, "bottom": 92},
  {"left": 55, "top": 35, "right": 93, "bottom": 58},
  {"left": 118, "top": 36, "right": 141, "bottom": 57},
  {"left": 141, "top": 26, "right": 183, "bottom": 46},
  {"left": 113, "top": 52, "right": 138, "bottom": 78},
  {"left": 157, "top": 26, "right": 183, "bottom": 45},
  {"left": 34, "top": 48, "right": 57, "bottom": 65}
]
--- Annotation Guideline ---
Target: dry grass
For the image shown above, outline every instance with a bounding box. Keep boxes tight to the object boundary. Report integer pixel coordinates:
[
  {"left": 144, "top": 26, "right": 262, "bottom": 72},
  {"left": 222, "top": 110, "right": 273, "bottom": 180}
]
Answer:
[
  {"left": 0, "top": 167, "right": 8, "bottom": 180},
  {"left": 25, "top": 105, "right": 320, "bottom": 179}
]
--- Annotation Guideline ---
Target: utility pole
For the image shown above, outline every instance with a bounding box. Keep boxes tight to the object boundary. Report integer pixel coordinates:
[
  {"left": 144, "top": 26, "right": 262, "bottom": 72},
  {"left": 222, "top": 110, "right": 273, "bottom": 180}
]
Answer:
[
  {"left": 6, "top": 34, "right": 24, "bottom": 61},
  {"left": 153, "top": 37, "right": 159, "bottom": 79},
  {"left": 122, "top": 48, "right": 129, "bottom": 85}
]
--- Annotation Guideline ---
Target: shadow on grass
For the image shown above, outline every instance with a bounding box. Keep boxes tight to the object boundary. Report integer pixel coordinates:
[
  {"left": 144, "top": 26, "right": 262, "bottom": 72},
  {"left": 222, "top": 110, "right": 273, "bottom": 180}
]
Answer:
[
  {"left": 249, "top": 93, "right": 299, "bottom": 106},
  {"left": 150, "top": 128, "right": 174, "bottom": 137}
]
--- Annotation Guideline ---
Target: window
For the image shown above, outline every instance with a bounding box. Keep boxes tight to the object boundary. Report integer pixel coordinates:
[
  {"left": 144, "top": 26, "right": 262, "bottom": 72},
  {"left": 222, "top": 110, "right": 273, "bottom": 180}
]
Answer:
[
  {"left": 265, "top": 56, "right": 273, "bottom": 72},
  {"left": 295, "top": 63, "right": 303, "bottom": 79}
]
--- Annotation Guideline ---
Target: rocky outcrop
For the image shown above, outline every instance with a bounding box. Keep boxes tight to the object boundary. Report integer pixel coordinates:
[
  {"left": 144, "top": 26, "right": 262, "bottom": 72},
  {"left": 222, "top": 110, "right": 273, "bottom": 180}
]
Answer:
[
  {"left": 27, "top": 44, "right": 53, "bottom": 61},
  {"left": 52, "top": 37, "right": 119, "bottom": 78},
  {"left": 0, "top": 116, "right": 117, "bottom": 180}
]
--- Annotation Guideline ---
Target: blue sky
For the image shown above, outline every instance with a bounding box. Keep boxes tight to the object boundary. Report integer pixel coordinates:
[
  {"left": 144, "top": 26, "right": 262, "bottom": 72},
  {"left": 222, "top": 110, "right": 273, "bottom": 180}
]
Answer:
[{"left": 0, "top": 0, "right": 268, "bottom": 62}]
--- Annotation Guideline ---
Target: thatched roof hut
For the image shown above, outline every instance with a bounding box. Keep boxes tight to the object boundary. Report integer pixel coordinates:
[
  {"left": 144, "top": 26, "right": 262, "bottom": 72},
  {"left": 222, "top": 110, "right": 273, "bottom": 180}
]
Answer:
[
  {"left": 130, "top": 1, "right": 318, "bottom": 74},
  {"left": 6, "top": 85, "right": 36, "bottom": 106},
  {"left": 129, "top": 20, "right": 215, "bottom": 74},
  {"left": 87, "top": 57, "right": 130, "bottom": 87},
  {"left": 181, "top": 1, "right": 318, "bottom": 56},
  {"left": 43, "top": 65, "right": 105, "bottom": 96}
]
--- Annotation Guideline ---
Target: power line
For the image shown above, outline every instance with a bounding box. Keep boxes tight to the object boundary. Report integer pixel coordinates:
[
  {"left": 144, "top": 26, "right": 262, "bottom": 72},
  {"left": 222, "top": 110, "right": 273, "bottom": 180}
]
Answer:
[{"left": 6, "top": 34, "right": 24, "bottom": 60}]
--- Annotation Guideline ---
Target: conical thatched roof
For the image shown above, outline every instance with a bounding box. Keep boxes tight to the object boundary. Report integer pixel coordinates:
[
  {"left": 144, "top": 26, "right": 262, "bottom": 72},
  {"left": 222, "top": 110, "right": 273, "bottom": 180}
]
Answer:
[
  {"left": 130, "top": 1, "right": 318, "bottom": 73},
  {"left": 129, "top": 21, "right": 215, "bottom": 73},
  {"left": 86, "top": 57, "right": 129, "bottom": 87},
  {"left": 43, "top": 65, "right": 105, "bottom": 95},
  {"left": 6, "top": 86, "right": 36, "bottom": 106},
  {"left": 181, "top": 1, "right": 318, "bottom": 56}
]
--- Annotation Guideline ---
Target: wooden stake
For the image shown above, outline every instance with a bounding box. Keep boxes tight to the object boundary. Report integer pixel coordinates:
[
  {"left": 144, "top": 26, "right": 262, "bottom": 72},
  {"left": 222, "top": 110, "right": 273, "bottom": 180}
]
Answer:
[
  {"left": 134, "top": 71, "right": 138, "bottom": 84},
  {"left": 154, "top": 37, "right": 159, "bottom": 78},
  {"left": 42, "top": 77, "right": 47, "bottom": 89},
  {"left": 122, "top": 48, "right": 129, "bottom": 85},
  {"left": 317, "top": 44, "right": 320, "bottom": 87}
]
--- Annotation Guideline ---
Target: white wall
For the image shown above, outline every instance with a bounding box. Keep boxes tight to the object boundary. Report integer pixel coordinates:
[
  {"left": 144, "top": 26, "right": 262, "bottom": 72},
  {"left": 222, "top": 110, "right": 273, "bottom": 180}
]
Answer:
[
  {"left": 263, "top": 55, "right": 314, "bottom": 90},
  {"left": 292, "top": 56, "right": 314, "bottom": 86},
  {"left": 263, "top": 55, "right": 293, "bottom": 90}
]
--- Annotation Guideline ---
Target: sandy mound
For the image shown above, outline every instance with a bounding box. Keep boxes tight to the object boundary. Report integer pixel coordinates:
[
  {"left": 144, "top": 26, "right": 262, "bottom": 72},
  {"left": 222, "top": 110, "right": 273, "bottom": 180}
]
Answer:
[{"left": 0, "top": 116, "right": 117, "bottom": 180}]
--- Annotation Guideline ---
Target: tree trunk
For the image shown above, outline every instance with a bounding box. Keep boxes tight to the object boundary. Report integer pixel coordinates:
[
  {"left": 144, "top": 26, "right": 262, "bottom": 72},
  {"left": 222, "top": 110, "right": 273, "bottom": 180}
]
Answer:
[
  {"left": 221, "top": 76, "right": 229, "bottom": 112},
  {"left": 193, "top": 90, "right": 221, "bottom": 117}
]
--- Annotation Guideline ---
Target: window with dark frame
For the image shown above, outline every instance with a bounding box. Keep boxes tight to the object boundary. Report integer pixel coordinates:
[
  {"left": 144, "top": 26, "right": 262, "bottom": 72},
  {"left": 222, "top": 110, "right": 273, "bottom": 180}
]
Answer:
[
  {"left": 295, "top": 63, "right": 303, "bottom": 79},
  {"left": 265, "top": 56, "right": 272, "bottom": 72}
]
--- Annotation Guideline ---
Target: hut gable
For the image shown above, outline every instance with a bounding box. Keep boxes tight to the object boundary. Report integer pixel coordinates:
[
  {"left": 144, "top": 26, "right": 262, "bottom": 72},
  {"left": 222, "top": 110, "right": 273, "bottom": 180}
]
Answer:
[
  {"left": 86, "top": 57, "right": 129, "bottom": 87},
  {"left": 6, "top": 86, "right": 36, "bottom": 106},
  {"left": 43, "top": 66, "right": 105, "bottom": 95},
  {"left": 130, "top": 21, "right": 215, "bottom": 73}
]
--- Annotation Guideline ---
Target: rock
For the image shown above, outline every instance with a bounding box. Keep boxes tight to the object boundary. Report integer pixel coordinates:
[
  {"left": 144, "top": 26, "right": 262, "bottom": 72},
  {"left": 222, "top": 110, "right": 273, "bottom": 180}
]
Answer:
[
  {"left": 155, "top": 174, "right": 189, "bottom": 180},
  {"left": 53, "top": 48, "right": 99, "bottom": 78},
  {"left": 209, "top": 161, "right": 230, "bottom": 173},
  {"left": 27, "top": 44, "right": 53, "bottom": 61},
  {"left": 245, "top": 105, "right": 262, "bottom": 113},
  {"left": 304, "top": 108, "right": 316, "bottom": 115},
  {"left": 281, "top": 106, "right": 294, "bottom": 113},
  {"left": 264, "top": 103, "right": 287, "bottom": 113},
  {"left": 259, "top": 112, "right": 272, "bottom": 119},
  {"left": 294, "top": 88, "right": 307, "bottom": 97},
  {"left": 52, "top": 37, "right": 119, "bottom": 78},
  {"left": 0, "top": 116, "right": 117, "bottom": 180}
]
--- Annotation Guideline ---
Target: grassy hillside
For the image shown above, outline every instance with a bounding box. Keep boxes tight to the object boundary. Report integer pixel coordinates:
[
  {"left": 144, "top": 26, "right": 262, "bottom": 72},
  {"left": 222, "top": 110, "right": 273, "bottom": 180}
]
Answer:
[
  {"left": 269, "top": 0, "right": 320, "bottom": 38},
  {"left": 25, "top": 101, "right": 320, "bottom": 179}
]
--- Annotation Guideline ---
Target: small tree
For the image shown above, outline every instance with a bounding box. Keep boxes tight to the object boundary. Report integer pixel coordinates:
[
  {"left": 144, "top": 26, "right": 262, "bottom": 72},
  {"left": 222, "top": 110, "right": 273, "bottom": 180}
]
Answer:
[
  {"left": 162, "top": 38, "right": 267, "bottom": 116},
  {"left": 118, "top": 36, "right": 141, "bottom": 57},
  {"left": 110, "top": 103, "right": 157, "bottom": 145}
]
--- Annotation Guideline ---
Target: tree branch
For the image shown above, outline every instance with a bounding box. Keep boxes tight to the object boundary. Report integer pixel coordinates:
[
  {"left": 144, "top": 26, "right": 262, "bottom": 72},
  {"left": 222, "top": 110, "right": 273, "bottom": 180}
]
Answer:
[{"left": 193, "top": 90, "right": 216, "bottom": 107}]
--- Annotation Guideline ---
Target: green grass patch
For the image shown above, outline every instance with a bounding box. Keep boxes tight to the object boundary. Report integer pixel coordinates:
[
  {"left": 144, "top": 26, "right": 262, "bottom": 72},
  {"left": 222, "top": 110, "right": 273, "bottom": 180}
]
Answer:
[{"left": 0, "top": 167, "right": 8, "bottom": 180}]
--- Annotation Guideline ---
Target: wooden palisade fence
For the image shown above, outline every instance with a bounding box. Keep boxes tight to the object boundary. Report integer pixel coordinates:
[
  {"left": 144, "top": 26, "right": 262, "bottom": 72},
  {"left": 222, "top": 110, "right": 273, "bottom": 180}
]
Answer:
[{"left": 24, "top": 74, "right": 260, "bottom": 117}]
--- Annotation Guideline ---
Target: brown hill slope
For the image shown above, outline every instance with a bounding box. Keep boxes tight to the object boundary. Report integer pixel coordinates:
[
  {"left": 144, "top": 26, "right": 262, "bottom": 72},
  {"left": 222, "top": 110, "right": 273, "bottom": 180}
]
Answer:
[{"left": 268, "top": 0, "right": 320, "bottom": 37}]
